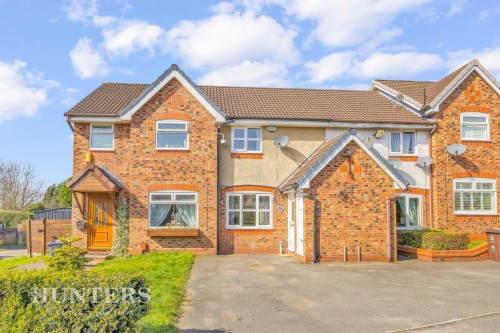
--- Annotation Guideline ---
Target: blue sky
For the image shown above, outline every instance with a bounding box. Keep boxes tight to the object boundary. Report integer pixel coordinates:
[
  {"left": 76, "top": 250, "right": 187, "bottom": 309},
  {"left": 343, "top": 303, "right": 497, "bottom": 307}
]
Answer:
[{"left": 1, "top": 0, "right": 500, "bottom": 189}]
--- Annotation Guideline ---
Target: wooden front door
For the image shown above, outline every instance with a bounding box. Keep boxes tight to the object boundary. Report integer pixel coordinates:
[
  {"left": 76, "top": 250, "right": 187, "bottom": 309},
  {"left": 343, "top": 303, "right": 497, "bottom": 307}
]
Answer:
[{"left": 88, "top": 195, "right": 113, "bottom": 250}]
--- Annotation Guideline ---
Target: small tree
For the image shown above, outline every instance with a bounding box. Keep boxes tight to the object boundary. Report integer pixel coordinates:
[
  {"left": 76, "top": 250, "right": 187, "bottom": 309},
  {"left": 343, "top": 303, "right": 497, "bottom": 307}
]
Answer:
[
  {"left": 45, "top": 227, "right": 90, "bottom": 270},
  {"left": 111, "top": 198, "right": 130, "bottom": 258}
]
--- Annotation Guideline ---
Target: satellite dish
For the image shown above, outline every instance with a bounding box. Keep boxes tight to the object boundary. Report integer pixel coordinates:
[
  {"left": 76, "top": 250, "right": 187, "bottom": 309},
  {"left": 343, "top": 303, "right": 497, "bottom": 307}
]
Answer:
[
  {"left": 274, "top": 135, "right": 289, "bottom": 148},
  {"left": 388, "top": 158, "right": 402, "bottom": 168},
  {"left": 416, "top": 156, "right": 433, "bottom": 167},
  {"left": 446, "top": 143, "right": 466, "bottom": 156}
]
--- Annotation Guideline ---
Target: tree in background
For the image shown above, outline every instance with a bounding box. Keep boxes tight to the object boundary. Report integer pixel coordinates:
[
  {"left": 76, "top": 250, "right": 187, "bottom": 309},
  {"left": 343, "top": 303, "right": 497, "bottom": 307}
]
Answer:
[
  {"left": 0, "top": 160, "right": 43, "bottom": 210},
  {"left": 42, "top": 178, "right": 72, "bottom": 209}
]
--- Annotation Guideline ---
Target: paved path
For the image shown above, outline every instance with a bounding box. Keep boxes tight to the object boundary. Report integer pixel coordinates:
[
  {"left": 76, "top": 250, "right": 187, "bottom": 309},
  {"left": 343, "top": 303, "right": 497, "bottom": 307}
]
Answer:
[
  {"left": 178, "top": 255, "right": 500, "bottom": 333},
  {"left": 0, "top": 245, "right": 26, "bottom": 259}
]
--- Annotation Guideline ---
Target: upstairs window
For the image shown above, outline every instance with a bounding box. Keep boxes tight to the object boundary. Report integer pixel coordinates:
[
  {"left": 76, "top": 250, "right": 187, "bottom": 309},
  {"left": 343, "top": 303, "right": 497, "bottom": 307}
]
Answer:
[
  {"left": 461, "top": 113, "right": 489, "bottom": 140},
  {"left": 232, "top": 128, "right": 262, "bottom": 153},
  {"left": 454, "top": 179, "right": 496, "bottom": 214},
  {"left": 90, "top": 124, "right": 114, "bottom": 150},
  {"left": 156, "top": 121, "right": 188, "bottom": 150},
  {"left": 390, "top": 132, "right": 415, "bottom": 155},
  {"left": 149, "top": 192, "right": 198, "bottom": 228}
]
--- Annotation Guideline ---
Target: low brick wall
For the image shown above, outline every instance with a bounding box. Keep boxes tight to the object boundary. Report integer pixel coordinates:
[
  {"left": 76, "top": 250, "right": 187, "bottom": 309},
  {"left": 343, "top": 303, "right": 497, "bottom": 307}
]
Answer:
[{"left": 398, "top": 242, "right": 489, "bottom": 262}]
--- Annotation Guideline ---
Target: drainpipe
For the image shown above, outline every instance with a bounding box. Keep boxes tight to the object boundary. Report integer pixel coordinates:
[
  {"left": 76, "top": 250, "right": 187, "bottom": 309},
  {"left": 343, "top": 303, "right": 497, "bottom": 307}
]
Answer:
[
  {"left": 387, "top": 192, "right": 402, "bottom": 262},
  {"left": 66, "top": 116, "right": 74, "bottom": 132},
  {"left": 428, "top": 123, "right": 437, "bottom": 229},
  {"left": 303, "top": 193, "right": 318, "bottom": 263}
]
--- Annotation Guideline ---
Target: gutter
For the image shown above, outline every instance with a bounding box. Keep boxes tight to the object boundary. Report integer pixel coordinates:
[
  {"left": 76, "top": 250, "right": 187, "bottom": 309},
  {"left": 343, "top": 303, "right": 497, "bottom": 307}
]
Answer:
[
  {"left": 65, "top": 116, "right": 74, "bottom": 132},
  {"left": 303, "top": 193, "right": 319, "bottom": 263}
]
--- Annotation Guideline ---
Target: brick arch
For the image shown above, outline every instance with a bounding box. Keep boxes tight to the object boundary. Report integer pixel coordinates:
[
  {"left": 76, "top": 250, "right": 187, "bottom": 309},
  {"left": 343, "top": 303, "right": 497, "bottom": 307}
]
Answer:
[
  {"left": 153, "top": 112, "right": 190, "bottom": 121},
  {"left": 222, "top": 185, "right": 276, "bottom": 193}
]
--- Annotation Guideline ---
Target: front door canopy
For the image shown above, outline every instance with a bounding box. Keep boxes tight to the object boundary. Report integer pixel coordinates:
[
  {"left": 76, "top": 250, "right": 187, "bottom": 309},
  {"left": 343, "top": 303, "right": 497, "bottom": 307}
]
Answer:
[{"left": 67, "top": 163, "right": 124, "bottom": 193}]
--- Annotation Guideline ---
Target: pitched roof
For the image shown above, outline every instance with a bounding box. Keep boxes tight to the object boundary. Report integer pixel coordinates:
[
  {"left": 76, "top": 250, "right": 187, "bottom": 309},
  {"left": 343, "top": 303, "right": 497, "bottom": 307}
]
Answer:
[
  {"left": 66, "top": 163, "right": 124, "bottom": 193},
  {"left": 279, "top": 129, "right": 409, "bottom": 190},
  {"left": 65, "top": 83, "right": 149, "bottom": 117},
  {"left": 199, "top": 86, "right": 430, "bottom": 124},
  {"left": 373, "top": 59, "right": 500, "bottom": 111}
]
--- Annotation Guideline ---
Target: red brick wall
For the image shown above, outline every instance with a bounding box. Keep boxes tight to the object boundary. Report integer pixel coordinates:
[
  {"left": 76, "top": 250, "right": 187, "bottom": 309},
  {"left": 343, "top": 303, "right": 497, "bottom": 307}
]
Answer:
[
  {"left": 304, "top": 142, "right": 400, "bottom": 262},
  {"left": 218, "top": 186, "right": 288, "bottom": 254},
  {"left": 71, "top": 78, "right": 218, "bottom": 254},
  {"left": 431, "top": 73, "right": 500, "bottom": 233}
]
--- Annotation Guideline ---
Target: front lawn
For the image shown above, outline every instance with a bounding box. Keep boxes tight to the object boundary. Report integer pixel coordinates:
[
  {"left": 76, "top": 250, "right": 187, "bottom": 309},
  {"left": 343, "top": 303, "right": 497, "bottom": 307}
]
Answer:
[
  {"left": 94, "top": 251, "right": 194, "bottom": 333},
  {"left": 0, "top": 256, "right": 44, "bottom": 271}
]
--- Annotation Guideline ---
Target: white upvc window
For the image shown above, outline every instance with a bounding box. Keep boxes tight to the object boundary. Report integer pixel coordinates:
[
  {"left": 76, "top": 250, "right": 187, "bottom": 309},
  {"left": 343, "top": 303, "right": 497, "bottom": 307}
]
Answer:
[
  {"left": 227, "top": 193, "right": 272, "bottom": 228},
  {"left": 149, "top": 191, "right": 198, "bottom": 228},
  {"left": 396, "top": 195, "right": 422, "bottom": 229},
  {"left": 389, "top": 131, "right": 415, "bottom": 155},
  {"left": 156, "top": 120, "right": 189, "bottom": 150},
  {"left": 461, "top": 113, "right": 490, "bottom": 141},
  {"left": 454, "top": 178, "right": 496, "bottom": 215},
  {"left": 90, "top": 124, "right": 114, "bottom": 150},
  {"left": 231, "top": 127, "right": 262, "bottom": 153}
]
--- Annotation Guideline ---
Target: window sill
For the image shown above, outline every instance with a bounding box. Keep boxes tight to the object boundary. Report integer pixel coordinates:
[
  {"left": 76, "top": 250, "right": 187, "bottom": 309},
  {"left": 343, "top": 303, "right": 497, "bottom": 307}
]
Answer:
[
  {"left": 397, "top": 227, "right": 423, "bottom": 231},
  {"left": 226, "top": 227, "right": 273, "bottom": 230},
  {"left": 146, "top": 228, "right": 198, "bottom": 237},
  {"left": 90, "top": 149, "right": 115, "bottom": 152},
  {"left": 230, "top": 153, "right": 263, "bottom": 159},
  {"left": 454, "top": 212, "right": 498, "bottom": 216},
  {"left": 388, "top": 155, "right": 419, "bottom": 162}
]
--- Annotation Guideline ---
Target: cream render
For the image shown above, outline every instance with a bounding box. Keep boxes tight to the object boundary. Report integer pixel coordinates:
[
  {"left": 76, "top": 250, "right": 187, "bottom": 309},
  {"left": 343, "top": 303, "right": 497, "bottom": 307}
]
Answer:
[{"left": 219, "top": 126, "right": 325, "bottom": 186}]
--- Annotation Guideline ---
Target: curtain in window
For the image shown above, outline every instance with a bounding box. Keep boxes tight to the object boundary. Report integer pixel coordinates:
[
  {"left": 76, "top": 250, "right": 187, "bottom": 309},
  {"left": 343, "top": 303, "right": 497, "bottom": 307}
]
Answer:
[
  {"left": 391, "top": 133, "right": 401, "bottom": 152},
  {"left": 408, "top": 198, "right": 419, "bottom": 226},
  {"left": 150, "top": 204, "right": 171, "bottom": 227},
  {"left": 177, "top": 204, "right": 197, "bottom": 227},
  {"left": 402, "top": 133, "right": 414, "bottom": 153}
]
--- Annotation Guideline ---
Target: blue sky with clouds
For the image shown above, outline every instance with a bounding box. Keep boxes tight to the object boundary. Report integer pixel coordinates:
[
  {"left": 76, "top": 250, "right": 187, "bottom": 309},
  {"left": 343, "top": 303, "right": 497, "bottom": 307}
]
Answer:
[{"left": 1, "top": 0, "right": 500, "bottom": 189}]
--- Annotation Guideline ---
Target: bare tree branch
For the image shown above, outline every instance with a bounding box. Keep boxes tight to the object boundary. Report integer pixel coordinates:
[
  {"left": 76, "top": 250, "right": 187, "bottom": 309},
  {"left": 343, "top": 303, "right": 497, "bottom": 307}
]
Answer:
[{"left": 0, "top": 160, "right": 43, "bottom": 210}]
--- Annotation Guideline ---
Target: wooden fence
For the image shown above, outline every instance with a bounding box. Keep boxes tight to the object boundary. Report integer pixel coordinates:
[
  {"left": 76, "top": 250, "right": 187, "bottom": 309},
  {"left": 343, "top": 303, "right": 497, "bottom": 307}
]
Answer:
[
  {"left": 0, "top": 228, "right": 20, "bottom": 245},
  {"left": 27, "top": 218, "right": 72, "bottom": 257}
]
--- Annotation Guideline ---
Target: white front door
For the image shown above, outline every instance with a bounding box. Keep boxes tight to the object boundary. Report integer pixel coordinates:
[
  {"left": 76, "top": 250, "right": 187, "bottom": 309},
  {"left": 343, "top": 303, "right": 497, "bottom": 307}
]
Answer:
[
  {"left": 287, "top": 193, "right": 295, "bottom": 252},
  {"left": 296, "top": 192, "right": 304, "bottom": 256}
]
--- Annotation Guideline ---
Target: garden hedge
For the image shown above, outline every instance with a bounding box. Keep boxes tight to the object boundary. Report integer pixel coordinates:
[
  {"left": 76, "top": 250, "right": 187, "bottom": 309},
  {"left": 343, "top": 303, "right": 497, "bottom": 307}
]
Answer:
[
  {"left": 398, "top": 229, "right": 469, "bottom": 250},
  {"left": 0, "top": 269, "right": 150, "bottom": 333},
  {"left": 0, "top": 210, "right": 29, "bottom": 228}
]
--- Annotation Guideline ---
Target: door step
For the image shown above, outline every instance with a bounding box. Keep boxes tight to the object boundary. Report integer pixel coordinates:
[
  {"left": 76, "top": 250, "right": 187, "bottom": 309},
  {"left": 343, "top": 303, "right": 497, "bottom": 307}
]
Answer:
[{"left": 84, "top": 252, "right": 111, "bottom": 269}]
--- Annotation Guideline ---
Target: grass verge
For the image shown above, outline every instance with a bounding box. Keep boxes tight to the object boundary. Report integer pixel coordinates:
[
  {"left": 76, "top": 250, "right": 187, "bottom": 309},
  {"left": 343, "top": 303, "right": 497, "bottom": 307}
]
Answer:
[
  {"left": 0, "top": 256, "right": 44, "bottom": 271},
  {"left": 467, "top": 240, "right": 485, "bottom": 249},
  {"left": 94, "top": 251, "right": 194, "bottom": 333}
]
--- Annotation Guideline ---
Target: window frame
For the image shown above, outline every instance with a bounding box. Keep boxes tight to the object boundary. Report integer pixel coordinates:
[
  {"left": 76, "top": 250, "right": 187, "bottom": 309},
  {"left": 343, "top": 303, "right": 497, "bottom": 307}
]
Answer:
[
  {"left": 453, "top": 178, "right": 497, "bottom": 215},
  {"left": 231, "top": 127, "right": 263, "bottom": 153},
  {"left": 148, "top": 191, "right": 198, "bottom": 229},
  {"left": 89, "top": 124, "right": 115, "bottom": 151},
  {"left": 156, "top": 120, "right": 189, "bottom": 150},
  {"left": 226, "top": 192, "right": 273, "bottom": 229},
  {"left": 460, "top": 112, "right": 490, "bottom": 141},
  {"left": 389, "top": 131, "right": 416, "bottom": 156},
  {"left": 395, "top": 194, "right": 423, "bottom": 230}
]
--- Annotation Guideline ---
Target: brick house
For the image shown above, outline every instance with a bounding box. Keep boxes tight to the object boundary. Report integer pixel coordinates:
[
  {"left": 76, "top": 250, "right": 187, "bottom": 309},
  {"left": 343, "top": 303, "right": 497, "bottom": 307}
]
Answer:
[{"left": 65, "top": 59, "right": 499, "bottom": 262}]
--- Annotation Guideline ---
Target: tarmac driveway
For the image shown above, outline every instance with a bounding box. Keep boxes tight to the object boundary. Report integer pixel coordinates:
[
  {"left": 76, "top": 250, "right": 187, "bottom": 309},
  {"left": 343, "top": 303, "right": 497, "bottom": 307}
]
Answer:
[
  {"left": 0, "top": 245, "right": 26, "bottom": 259},
  {"left": 178, "top": 255, "right": 500, "bottom": 333}
]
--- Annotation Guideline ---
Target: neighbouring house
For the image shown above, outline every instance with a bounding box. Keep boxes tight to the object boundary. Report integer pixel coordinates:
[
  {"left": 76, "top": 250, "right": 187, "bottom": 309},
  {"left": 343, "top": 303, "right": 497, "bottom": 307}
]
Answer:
[{"left": 64, "top": 59, "right": 499, "bottom": 263}]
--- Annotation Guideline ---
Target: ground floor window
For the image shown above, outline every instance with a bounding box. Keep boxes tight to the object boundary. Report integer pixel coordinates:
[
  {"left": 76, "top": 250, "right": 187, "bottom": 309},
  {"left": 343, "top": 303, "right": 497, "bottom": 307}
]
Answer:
[
  {"left": 227, "top": 193, "right": 272, "bottom": 228},
  {"left": 396, "top": 195, "right": 422, "bottom": 229},
  {"left": 454, "top": 178, "right": 496, "bottom": 214},
  {"left": 149, "top": 192, "right": 198, "bottom": 228}
]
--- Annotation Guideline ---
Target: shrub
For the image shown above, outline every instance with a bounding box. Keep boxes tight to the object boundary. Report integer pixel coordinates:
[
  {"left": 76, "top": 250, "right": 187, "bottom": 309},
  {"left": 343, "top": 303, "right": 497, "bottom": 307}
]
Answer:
[
  {"left": 45, "top": 246, "right": 90, "bottom": 270},
  {"left": 0, "top": 210, "right": 29, "bottom": 228},
  {"left": 111, "top": 199, "right": 130, "bottom": 258},
  {"left": 0, "top": 269, "right": 150, "bottom": 333},
  {"left": 397, "top": 229, "right": 439, "bottom": 248},
  {"left": 421, "top": 231, "right": 469, "bottom": 250}
]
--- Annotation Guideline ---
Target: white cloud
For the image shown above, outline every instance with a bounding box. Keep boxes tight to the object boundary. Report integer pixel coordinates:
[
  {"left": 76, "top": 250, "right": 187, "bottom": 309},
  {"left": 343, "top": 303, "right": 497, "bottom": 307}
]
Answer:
[
  {"left": 102, "top": 20, "right": 167, "bottom": 58},
  {"left": 198, "top": 61, "right": 289, "bottom": 87},
  {"left": 447, "top": 46, "right": 500, "bottom": 78},
  {"left": 0, "top": 60, "right": 48, "bottom": 122},
  {"left": 448, "top": 0, "right": 467, "bottom": 16},
  {"left": 353, "top": 52, "right": 444, "bottom": 78},
  {"left": 305, "top": 51, "right": 356, "bottom": 83},
  {"left": 92, "top": 15, "right": 117, "bottom": 27},
  {"left": 62, "top": 0, "right": 98, "bottom": 23},
  {"left": 167, "top": 11, "right": 298, "bottom": 68},
  {"left": 69, "top": 38, "right": 109, "bottom": 79},
  {"left": 283, "top": 0, "right": 430, "bottom": 48}
]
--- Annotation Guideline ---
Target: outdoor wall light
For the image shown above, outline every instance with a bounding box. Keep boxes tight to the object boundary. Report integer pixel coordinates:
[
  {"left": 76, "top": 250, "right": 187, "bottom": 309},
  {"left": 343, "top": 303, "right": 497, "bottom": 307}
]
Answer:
[{"left": 218, "top": 133, "right": 227, "bottom": 145}]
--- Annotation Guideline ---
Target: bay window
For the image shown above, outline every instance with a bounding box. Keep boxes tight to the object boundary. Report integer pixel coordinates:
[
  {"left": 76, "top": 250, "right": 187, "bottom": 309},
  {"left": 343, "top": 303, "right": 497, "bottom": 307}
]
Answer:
[
  {"left": 396, "top": 195, "right": 422, "bottom": 229},
  {"left": 149, "top": 192, "right": 198, "bottom": 228},
  {"left": 454, "top": 179, "right": 496, "bottom": 214},
  {"left": 227, "top": 193, "right": 272, "bottom": 228}
]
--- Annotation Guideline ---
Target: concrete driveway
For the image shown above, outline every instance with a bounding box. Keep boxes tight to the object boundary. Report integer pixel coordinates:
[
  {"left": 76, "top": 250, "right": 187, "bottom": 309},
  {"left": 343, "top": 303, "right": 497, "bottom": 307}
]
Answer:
[
  {"left": 0, "top": 245, "right": 26, "bottom": 259},
  {"left": 178, "top": 255, "right": 500, "bottom": 333}
]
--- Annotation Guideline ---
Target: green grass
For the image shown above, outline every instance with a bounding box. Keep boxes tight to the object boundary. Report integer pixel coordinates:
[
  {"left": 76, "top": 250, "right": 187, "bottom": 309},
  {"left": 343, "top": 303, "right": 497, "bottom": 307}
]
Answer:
[
  {"left": 94, "top": 252, "right": 194, "bottom": 333},
  {"left": 467, "top": 240, "right": 485, "bottom": 249},
  {"left": 0, "top": 256, "right": 44, "bottom": 271}
]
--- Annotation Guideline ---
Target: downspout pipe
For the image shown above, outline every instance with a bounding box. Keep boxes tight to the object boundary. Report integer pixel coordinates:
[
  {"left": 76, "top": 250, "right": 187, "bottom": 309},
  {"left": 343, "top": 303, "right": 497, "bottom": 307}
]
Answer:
[
  {"left": 303, "top": 193, "right": 318, "bottom": 263},
  {"left": 428, "top": 123, "right": 437, "bottom": 229},
  {"left": 65, "top": 116, "right": 74, "bottom": 132},
  {"left": 387, "top": 192, "right": 403, "bottom": 262}
]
